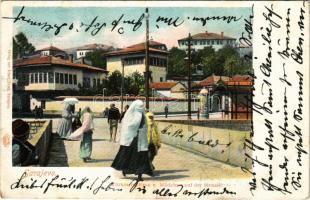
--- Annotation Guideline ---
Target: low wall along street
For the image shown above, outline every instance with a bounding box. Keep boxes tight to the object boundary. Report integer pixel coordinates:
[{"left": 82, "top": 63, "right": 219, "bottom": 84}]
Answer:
[
  {"left": 156, "top": 120, "right": 252, "bottom": 168},
  {"left": 43, "top": 99, "right": 200, "bottom": 115},
  {"left": 28, "top": 120, "right": 52, "bottom": 166}
]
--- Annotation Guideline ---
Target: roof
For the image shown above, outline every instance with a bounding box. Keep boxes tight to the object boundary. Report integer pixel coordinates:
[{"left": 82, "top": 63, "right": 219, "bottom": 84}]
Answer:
[
  {"left": 14, "top": 56, "right": 107, "bottom": 73},
  {"left": 150, "top": 82, "right": 179, "bottom": 90},
  {"left": 226, "top": 75, "right": 253, "bottom": 86},
  {"left": 105, "top": 41, "right": 168, "bottom": 57},
  {"left": 178, "top": 31, "right": 236, "bottom": 41},
  {"left": 37, "top": 46, "right": 65, "bottom": 52},
  {"left": 198, "top": 74, "right": 230, "bottom": 87},
  {"left": 77, "top": 43, "right": 113, "bottom": 51},
  {"left": 127, "top": 41, "right": 166, "bottom": 48}
]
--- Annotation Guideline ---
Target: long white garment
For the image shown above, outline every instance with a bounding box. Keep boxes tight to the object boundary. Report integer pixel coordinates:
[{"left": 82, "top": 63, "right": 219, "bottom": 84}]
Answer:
[
  {"left": 119, "top": 100, "right": 148, "bottom": 151},
  {"left": 68, "top": 112, "right": 94, "bottom": 141}
]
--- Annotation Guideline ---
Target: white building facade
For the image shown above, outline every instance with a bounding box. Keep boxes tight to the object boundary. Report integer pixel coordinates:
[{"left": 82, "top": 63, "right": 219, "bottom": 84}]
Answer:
[{"left": 178, "top": 31, "right": 237, "bottom": 51}]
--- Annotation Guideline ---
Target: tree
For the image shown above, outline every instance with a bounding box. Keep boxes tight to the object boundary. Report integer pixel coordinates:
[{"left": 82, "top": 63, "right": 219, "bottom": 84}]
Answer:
[
  {"left": 85, "top": 49, "right": 108, "bottom": 69},
  {"left": 13, "top": 32, "right": 35, "bottom": 59},
  {"left": 126, "top": 72, "right": 145, "bottom": 96},
  {"left": 107, "top": 70, "right": 122, "bottom": 95},
  {"left": 167, "top": 47, "right": 187, "bottom": 77}
]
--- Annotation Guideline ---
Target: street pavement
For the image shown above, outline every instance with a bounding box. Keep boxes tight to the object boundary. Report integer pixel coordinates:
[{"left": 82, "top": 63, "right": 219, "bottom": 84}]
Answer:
[{"left": 47, "top": 118, "right": 249, "bottom": 181}]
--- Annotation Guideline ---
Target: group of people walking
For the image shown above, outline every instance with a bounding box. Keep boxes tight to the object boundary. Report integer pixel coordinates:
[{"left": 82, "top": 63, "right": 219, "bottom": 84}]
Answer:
[{"left": 56, "top": 100, "right": 161, "bottom": 180}]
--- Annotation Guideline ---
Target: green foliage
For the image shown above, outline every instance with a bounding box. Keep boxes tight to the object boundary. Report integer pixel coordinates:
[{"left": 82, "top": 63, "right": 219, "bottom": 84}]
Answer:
[
  {"left": 85, "top": 49, "right": 108, "bottom": 69},
  {"left": 168, "top": 45, "right": 252, "bottom": 78},
  {"left": 107, "top": 70, "right": 122, "bottom": 95},
  {"left": 167, "top": 47, "right": 187, "bottom": 77},
  {"left": 13, "top": 32, "right": 35, "bottom": 59}
]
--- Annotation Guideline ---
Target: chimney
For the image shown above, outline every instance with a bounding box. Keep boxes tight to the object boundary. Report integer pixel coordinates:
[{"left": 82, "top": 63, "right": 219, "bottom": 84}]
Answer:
[
  {"left": 68, "top": 54, "right": 73, "bottom": 63},
  {"left": 221, "top": 32, "right": 224, "bottom": 38}
]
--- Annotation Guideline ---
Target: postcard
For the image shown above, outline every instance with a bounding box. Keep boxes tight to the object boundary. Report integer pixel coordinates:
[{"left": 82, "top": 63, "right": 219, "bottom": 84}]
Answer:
[{"left": 0, "top": 1, "right": 309, "bottom": 199}]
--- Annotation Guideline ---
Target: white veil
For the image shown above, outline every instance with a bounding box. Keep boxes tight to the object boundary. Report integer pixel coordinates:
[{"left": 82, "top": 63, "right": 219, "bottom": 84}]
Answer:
[{"left": 120, "top": 100, "right": 145, "bottom": 146}]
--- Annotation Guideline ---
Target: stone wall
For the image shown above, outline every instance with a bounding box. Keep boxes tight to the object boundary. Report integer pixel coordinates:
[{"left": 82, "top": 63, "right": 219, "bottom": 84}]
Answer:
[
  {"left": 156, "top": 119, "right": 252, "bottom": 168},
  {"left": 28, "top": 120, "right": 52, "bottom": 166}
]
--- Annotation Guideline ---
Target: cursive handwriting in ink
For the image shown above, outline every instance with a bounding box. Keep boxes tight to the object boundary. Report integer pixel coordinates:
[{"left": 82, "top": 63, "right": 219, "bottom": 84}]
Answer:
[
  {"left": 188, "top": 132, "right": 231, "bottom": 148},
  {"left": 2, "top": 6, "right": 72, "bottom": 36},
  {"left": 239, "top": 4, "right": 254, "bottom": 48},
  {"left": 190, "top": 15, "right": 242, "bottom": 26},
  {"left": 81, "top": 16, "right": 106, "bottom": 36},
  {"left": 111, "top": 13, "right": 144, "bottom": 34},
  {"left": 278, "top": 8, "right": 291, "bottom": 59},
  {"left": 291, "top": 8, "right": 305, "bottom": 64},
  {"left": 182, "top": 187, "right": 236, "bottom": 198},
  {"left": 293, "top": 71, "right": 303, "bottom": 122},
  {"left": 153, "top": 185, "right": 184, "bottom": 197},
  {"left": 92, "top": 176, "right": 122, "bottom": 195},
  {"left": 155, "top": 16, "right": 184, "bottom": 29},
  {"left": 129, "top": 179, "right": 147, "bottom": 194}
]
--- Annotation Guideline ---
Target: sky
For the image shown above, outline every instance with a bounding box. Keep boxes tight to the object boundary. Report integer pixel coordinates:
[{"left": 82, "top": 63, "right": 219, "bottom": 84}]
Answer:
[{"left": 12, "top": 6, "right": 252, "bottom": 50}]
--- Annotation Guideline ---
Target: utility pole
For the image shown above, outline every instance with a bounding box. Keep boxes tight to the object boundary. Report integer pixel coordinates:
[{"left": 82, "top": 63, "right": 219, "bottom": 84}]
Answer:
[
  {"left": 145, "top": 7, "right": 150, "bottom": 110},
  {"left": 187, "top": 33, "right": 192, "bottom": 120},
  {"left": 120, "top": 59, "right": 124, "bottom": 113}
]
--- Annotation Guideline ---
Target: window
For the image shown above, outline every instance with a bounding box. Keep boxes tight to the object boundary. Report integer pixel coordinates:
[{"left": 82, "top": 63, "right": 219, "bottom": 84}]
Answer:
[
  {"left": 69, "top": 74, "right": 73, "bottom": 84},
  {"left": 93, "top": 78, "right": 96, "bottom": 87},
  {"left": 43, "top": 72, "right": 47, "bottom": 83},
  {"left": 220, "top": 40, "right": 223, "bottom": 45},
  {"left": 48, "top": 72, "right": 54, "bottom": 83},
  {"left": 73, "top": 75, "right": 77, "bottom": 85},
  {"left": 160, "top": 77, "right": 163, "bottom": 82},
  {"left": 97, "top": 78, "right": 100, "bottom": 85},
  {"left": 55, "top": 73, "right": 60, "bottom": 83},
  {"left": 207, "top": 40, "right": 210, "bottom": 45},
  {"left": 39, "top": 73, "right": 43, "bottom": 83},
  {"left": 217, "top": 40, "right": 220, "bottom": 45},
  {"left": 211, "top": 40, "right": 214, "bottom": 45},
  {"left": 60, "top": 73, "right": 64, "bottom": 84},
  {"left": 34, "top": 73, "right": 38, "bottom": 83},
  {"left": 30, "top": 73, "right": 34, "bottom": 83},
  {"left": 64, "top": 74, "right": 68, "bottom": 84},
  {"left": 194, "top": 41, "right": 197, "bottom": 45}
]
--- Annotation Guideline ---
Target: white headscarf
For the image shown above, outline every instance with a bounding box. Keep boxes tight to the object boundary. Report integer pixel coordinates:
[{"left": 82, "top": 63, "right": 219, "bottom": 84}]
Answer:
[{"left": 120, "top": 100, "right": 148, "bottom": 151}]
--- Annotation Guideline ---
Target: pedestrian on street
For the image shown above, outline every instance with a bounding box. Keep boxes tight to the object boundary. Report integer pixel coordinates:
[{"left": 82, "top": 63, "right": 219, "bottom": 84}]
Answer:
[
  {"left": 12, "top": 119, "right": 39, "bottom": 166},
  {"left": 108, "top": 103, "right": 120, "bottom": 142},
  {"left": 119, "top": 105, "right": 129, "bottom": 123},
  {"left": 57, "top": 103, "right": 76, "bottom": 139},
  {"left": 68, "top": 106, "right": 94, "bottom": 162},
  {"left": 146, "top": 112, "right": 161, "bottom": 170},
  {"left": 164, "top": 104, "right": 169, "bottom": 118},
  {"left": 111, "top": 100, "right": 153, "bottom": 181},
  {"left": 103, "top": 107, "right": 109, "bottom": 118}
]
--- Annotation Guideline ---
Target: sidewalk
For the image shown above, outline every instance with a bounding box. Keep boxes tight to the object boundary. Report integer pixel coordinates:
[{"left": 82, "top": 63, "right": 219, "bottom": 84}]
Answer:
[{"left": 47, "top": 118, "right": 249, "bottom": 181}]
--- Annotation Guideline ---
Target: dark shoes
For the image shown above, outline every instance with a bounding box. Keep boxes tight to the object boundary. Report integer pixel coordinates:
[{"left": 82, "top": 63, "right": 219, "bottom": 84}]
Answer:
[{"left": 82, "top": 157, "right": 91, "bottom": 162}]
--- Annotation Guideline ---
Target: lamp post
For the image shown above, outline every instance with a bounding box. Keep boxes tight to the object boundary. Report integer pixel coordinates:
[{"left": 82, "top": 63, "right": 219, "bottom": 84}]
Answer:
[
  {"left": 120, "top": 58, "right": 124, "bottom": 113},
  {"left": 145, "top": 7, "right": 150, "bottom": 111},
  {"left": 186, "top": 33, "right": 192, "bottom": 120},
  {"left": 102, "top": 88, "right": 106, "bottom": 103}
]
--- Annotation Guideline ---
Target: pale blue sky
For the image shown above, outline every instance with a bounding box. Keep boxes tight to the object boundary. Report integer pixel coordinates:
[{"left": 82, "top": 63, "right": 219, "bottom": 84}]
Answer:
[{"left": 13, "top": 6, "right": 252, "bottom": 50}]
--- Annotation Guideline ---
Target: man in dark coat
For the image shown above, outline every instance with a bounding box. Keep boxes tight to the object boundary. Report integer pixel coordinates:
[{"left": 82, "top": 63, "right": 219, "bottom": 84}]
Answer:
[{"left": 108, "top": 103, "right": 120, "bottom": 142}]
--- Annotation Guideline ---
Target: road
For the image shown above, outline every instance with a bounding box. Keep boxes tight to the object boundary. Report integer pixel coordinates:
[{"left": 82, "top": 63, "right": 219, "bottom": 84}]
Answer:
[{"left": 47, "top": 118, "right": 249, "bottom": 181}]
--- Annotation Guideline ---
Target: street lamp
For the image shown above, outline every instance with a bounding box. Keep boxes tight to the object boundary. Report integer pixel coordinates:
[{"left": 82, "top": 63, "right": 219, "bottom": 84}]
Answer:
[
  {"left": 120, "top": 58, "right": 125, "bottom": 113},
  {"left": 102, "top": 88, "right": 106, "bottom": 103},
  {"left": 200, "top": 87, "right": 209, "bottom": 119},
  {"left": 145, "top": 7, "right": 150, "bottom": 111},
  {"left": 184, "top": 33, "right": 192, "bottom": 120}
]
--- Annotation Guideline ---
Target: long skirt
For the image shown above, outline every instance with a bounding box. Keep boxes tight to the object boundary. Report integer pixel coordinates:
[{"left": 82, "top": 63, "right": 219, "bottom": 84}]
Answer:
[
  {"left": 80, "top": 130, "right": 93, "bottom": 159},
  {"left": 111, "top": 137, "right": 153, "bottom": 176},
  {"left": 58, "top": 117, "right": 72, "bottom": 139}
]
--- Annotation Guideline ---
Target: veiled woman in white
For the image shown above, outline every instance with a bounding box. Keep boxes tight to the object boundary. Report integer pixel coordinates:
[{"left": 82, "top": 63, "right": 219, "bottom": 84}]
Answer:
[
  {"left": 111, "top": 100, "right": 153, "bottom": 181},
  {"left": 57, "top": 103, "right": 75, "bottom": 139}
]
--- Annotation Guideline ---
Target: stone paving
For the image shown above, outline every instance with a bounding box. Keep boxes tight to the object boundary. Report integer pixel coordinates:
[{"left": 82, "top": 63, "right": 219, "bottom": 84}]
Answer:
[{"left": 47, "top": 118, "right": 249, "bottom": 181}]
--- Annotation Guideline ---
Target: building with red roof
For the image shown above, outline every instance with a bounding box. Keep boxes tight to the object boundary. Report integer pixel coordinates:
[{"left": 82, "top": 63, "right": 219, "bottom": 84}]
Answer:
[
  {"left": 105, "top": 40, "right": 168, "bottom": 82},
  {"left": 178, "top": 31, "right": 237, "bottom": 51},
  {"left": 150, "top": 81, "right": 187, "bottom": 98},
  {"left": 13, "top": 48, "right": 108, "bottom": 93}
]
